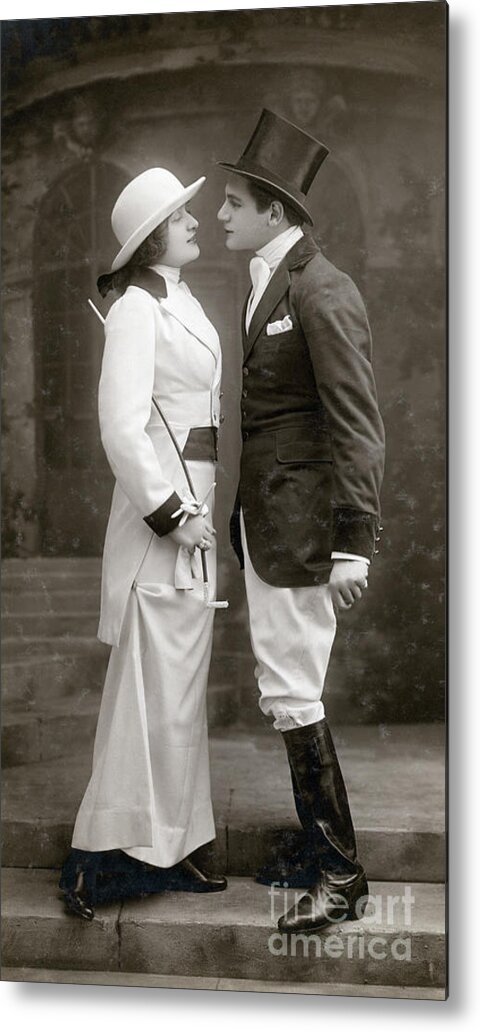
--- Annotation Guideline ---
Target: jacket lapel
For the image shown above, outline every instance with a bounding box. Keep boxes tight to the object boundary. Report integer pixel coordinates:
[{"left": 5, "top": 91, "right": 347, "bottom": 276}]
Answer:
[
  {"left": 241, "top": 292, "right": 249, "bottom": 354},
  {"left": 243, "top": 234, "right": 320, "bottom": 360},
  {"left": 160, "top": 287, "right": 220, "bottom": 362},
  {"left": 286, "top": 232, "right": 321, "bottom": 270},
  {"left": 244, "top": 262, "right": 291, "bottom": 360}
]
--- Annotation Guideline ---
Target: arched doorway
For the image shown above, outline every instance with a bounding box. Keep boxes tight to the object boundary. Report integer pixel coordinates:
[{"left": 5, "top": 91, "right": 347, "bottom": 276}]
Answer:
[
  {"left": 308, "top": 157, "right": 367, "bottom": 290},
  {"left": 34, "top": 160, "right": 129, "bottom": 555}
]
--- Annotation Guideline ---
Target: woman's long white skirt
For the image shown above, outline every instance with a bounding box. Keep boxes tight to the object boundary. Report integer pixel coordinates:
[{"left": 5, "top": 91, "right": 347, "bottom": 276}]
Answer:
[{"left": 71, "top": 460, "right": 216, "bottom": 868}]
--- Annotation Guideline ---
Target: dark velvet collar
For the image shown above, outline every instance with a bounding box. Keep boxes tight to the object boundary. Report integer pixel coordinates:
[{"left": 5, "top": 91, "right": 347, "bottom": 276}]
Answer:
[
  {"left": 97, "top": 267, "right": 168, "bottom": 300},
  {"left": 285, "top": 232, "right": 321, "bottom": 270}
]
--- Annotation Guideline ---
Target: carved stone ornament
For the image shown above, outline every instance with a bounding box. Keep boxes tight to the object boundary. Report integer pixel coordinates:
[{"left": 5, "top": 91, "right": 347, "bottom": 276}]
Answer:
[
  {"left": 286, "top": 69, "right": 349, "bottom": 136},
  {"left": 53, "top": 97, "right": 100, "bottom": 160}
]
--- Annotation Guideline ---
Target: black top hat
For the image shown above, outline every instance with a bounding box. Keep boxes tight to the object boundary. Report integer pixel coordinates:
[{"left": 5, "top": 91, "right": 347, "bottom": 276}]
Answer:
[{"left": 217, "top": 109, "right": 329, "bottom": 226}]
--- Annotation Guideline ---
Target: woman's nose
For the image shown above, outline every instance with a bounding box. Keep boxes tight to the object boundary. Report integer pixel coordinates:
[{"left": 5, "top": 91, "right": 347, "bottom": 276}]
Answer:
[
  {"left": 189, "top": 214, "right": 199, "bottom": 230},
  {"left": 217, "top": 203, "right": 227, "bottom": 221}
]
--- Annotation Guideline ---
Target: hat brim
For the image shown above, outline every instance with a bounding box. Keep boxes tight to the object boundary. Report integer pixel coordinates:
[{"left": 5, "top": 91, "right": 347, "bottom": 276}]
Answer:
[
  {"left": 217, "top": 163, "right": 313, "bottom": 226},
  {"left": 111, "top": 176, "right": 206, "bottom": 272}
]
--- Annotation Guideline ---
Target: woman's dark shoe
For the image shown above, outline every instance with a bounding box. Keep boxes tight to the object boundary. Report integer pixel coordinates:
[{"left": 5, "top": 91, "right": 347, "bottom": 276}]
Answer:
[
  {"left": 59, "top": 848, "right": 101, "bottom": 920},
  {"left": 63, "top": 887, "right": 95, "bottom": 921},
  {"left": 163, "top": 857, "right": 227, "bottom": 893},
  {"left": 59, "top": 849, "right": 227, "bottom": 910}
]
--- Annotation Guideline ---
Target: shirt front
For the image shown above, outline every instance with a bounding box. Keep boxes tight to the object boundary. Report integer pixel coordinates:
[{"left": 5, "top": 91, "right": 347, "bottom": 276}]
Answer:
[{"left": 245, "top": 225, "right": 304, "bottom": 331}]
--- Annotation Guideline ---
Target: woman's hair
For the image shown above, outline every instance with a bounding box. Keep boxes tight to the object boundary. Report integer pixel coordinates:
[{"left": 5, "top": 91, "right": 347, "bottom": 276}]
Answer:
[
  {"left": 247, "top": 179, "right": 304, "bottom": 228},
  {"left": 99, "top": 219, "right": 169, "bottom": 297}
]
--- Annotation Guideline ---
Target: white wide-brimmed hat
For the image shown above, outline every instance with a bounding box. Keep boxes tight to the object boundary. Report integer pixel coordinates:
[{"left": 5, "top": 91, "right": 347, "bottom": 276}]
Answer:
[{"left": 110, "top": 168, "right": 206, "bottom": 272}]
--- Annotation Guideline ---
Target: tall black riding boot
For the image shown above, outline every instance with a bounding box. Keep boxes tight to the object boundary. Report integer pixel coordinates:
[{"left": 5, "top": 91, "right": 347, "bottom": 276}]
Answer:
[
  {"left": 277, "top": 719, "right": 369, "bottom": 934},
  {"left": 255, "top": 758, "right": 318, "bottom": 888}
]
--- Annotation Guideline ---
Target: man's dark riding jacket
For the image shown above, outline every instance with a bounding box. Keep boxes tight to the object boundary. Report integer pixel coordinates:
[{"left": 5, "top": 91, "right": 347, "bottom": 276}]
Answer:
[{"left": 231, "top": 234, "right": 385, "bottom": 587}]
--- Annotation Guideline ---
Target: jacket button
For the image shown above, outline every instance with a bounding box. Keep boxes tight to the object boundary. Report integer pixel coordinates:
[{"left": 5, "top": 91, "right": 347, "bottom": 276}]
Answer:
[
  {"left": 243, "top": 367, "right": 249, "bottom": 377},
  {"left": 219, "top": 391, "right": 224, "bottom": 399},
  {"left": 242, "top": 388, "right": 248, "bottom": 398},
  {"left": 243, "top": 430, "right": 249, "bottom": 441},
  {"left": 219, "top": 414, "right": 225, "bottom": 424}
]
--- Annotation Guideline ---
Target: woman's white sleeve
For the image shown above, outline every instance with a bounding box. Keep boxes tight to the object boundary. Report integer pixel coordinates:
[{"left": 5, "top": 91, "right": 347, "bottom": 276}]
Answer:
[{"left": 98, "top": 292, "right": 182, "bottom": 527}]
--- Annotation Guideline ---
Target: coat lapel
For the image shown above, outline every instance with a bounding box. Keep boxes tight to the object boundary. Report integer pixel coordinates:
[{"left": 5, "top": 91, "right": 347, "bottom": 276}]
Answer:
[
  {"left": 241, "top": 292, "right": 249, "bottom": 354},
  {"left": 242, "top": 234, "right": 320, "bottom": 360},
  {"left": 286, "top": 232, "right": 321, "bottom": 271},
  {"left": 160, "top": 287, "right": 220, "bottom": 363},
  {"left": 130, "top": 268, "right": 220, "bottom": 362},
  {"left": 244, "top": 262, "right": 291, "bottom": 360}
]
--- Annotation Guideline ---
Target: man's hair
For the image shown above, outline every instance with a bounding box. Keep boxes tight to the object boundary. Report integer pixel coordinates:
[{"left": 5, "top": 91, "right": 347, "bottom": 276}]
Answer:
[{"left": 246, "top": 179, "right": 304, "bottom": 228}]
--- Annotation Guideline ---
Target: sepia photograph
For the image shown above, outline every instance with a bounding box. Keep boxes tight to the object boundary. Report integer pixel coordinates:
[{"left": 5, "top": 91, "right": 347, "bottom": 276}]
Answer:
[{"left": 1, "top": 0, "right": 447, "bottom": 1005}]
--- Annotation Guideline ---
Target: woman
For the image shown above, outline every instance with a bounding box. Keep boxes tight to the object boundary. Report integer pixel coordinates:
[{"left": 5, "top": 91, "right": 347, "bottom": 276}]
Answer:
[{"left": 59, "top": 167, "right": 227, "bottom": 919}]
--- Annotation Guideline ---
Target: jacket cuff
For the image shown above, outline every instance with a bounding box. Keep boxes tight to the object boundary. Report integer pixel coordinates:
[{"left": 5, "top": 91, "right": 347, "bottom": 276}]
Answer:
[
  {"left": 229, "top": 499, "right": 245, "bottom": 570},
  {"left": 332, "top": 507, "right": 380, "bottom": 562},
  {"left": 143, "top": 491, "right": 183, "bottom": 538},
  {"left": 331, "top": 551, "right": 370, "bottom": 565}
]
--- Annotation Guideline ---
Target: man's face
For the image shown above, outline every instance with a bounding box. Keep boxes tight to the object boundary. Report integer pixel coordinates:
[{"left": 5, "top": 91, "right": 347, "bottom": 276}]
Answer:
[{"left": 217, "top": 177, "right": 272, "bottom": 252}]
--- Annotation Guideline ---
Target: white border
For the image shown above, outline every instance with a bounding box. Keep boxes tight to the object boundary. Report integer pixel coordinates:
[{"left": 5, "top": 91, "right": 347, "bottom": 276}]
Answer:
[{"left": 2, "top": 0, "right": 478, "bottom": 1025}]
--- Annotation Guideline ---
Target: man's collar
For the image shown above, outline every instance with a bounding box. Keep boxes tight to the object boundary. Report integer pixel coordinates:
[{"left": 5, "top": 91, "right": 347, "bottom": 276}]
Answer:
[
  {"left": 256, "top": 225, "right": 304, "bottom": 269},
  {"left": 284, "top": 231, "right": 321, "bottom": 270}
]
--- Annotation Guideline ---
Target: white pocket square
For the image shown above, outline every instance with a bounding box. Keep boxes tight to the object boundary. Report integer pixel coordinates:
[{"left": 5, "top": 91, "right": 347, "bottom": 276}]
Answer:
[{"left": 266, "top": 315, "right": 293, "bottom": 335}]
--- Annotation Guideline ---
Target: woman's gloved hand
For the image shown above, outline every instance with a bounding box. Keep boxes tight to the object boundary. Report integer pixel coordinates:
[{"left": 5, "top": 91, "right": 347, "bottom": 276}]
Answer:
[{"left": 170, "top": 513, "right": 215, "bottom": 551}]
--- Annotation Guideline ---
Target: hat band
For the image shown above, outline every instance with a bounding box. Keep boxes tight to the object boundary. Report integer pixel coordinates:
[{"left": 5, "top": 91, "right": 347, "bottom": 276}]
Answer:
[{"left": 233, "top": 158, "right": 307, "bottom": 206}]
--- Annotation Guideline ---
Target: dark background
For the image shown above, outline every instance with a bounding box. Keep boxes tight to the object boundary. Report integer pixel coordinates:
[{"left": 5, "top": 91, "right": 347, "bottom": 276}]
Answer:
[{"left": 1, "top": 3, "right": 446, "bottom": 722}]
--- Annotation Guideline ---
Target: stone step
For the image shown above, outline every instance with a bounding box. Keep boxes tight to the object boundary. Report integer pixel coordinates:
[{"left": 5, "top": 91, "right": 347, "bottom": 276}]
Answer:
[
  {"left": 2, "top": 684, "right": 243, "bottom": 766},
  {"left": 2, "top": 635, "right": 244, "bottom": 733},
  {"left": 2, "top": 590, "right": 100, "bottom": 615},
  {"left": 2, "top": 727, "right": 445, "bottom": 882},
  {"left": 0, "top": 967, "right": 447, "bottom": 998},
  {"left": 2, "top": 612, "right": 100, "bottom": 638},
  {"left": 2, "top": 698, "right": 101, "bottom": 768},
  {"left": 1, "top": 559, "right": 102, "bottom": 637},
  {"left": 0, "top": 869, "right": 446, "bottom": 990},
  {"left": 2, "top": 635, "right": 103, "bottom": 662},
  {"left": 1, "top": 638, "right": 110, "bottom": 705},
  {"left": 3, "top": 558, "right": 102, "bottom": 579}
]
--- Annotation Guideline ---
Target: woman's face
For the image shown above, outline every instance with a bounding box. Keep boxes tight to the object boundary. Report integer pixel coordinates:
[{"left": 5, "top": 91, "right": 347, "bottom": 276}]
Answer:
[{"left": 161, "top": 204, "right": 200, "bottom": 268}]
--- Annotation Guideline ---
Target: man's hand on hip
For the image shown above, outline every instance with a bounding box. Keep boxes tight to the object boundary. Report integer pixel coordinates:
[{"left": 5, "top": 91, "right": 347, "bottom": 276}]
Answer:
[{"left": 328, "top": 559, "right": 369, "bottom": 612}]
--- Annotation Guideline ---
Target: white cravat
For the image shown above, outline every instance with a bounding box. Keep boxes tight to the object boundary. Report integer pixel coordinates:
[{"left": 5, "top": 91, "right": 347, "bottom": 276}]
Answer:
[
  {"left": 246, "top": 256, "right": 271, "bottom": 331},
  {"left": 245, "top": 225, "right": 304, "bottom": 332}
]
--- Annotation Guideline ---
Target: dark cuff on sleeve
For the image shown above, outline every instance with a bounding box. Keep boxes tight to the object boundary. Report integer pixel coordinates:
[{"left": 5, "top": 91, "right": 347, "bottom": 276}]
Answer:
[
  {"left": 143, "top": 491, "right": 183, "bottom": 538},
  {"left": 332, "top": 507, "right": 380, "bottom": 562},
  {"left": 229, "top": 496, "right": 245, "bottom": 571}
]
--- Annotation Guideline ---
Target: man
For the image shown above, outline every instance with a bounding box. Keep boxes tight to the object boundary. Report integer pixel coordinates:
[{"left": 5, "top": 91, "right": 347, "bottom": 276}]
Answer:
[{"left": 217, "top": 109, "right": 385, "bottom": 934}]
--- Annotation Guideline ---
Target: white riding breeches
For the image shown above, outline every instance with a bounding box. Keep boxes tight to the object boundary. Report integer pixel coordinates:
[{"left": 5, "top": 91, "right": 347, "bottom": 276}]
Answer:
[{"left": 240, "top": 511, "right": 337, "bottom": 732}]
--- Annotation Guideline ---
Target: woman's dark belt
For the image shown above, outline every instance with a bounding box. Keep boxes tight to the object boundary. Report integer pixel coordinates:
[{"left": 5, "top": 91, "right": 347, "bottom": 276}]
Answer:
[{"left": 182, "top": 426, "right": 218, "bottom": 462}]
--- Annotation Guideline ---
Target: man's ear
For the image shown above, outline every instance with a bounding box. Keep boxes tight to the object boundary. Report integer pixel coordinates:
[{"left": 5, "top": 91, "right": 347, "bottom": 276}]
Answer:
[{"left": 269, "top": 200, "right": 285, "bottom": 226}]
